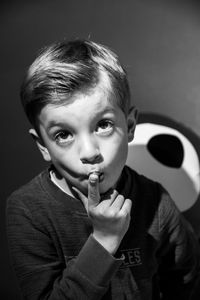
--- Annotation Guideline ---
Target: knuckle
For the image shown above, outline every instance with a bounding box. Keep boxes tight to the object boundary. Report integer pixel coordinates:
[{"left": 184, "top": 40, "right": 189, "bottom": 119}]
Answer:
[
  {"left": 108, "top": 209, "right": 117, "bottom": 218},
  {"left": 117, "top": 194, "right": 124, "bottom": 201},
  {"left": 90, "top": 207, "right": 105, "bottom": 219},
  {"left": 119, "top": 210, "right": 128, "bottom": 219}
]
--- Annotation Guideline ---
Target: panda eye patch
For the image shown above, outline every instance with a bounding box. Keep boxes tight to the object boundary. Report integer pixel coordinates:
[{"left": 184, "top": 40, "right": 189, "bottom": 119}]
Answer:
[{"left": 147, "top": 134, "right": 184, "bottom": 168}]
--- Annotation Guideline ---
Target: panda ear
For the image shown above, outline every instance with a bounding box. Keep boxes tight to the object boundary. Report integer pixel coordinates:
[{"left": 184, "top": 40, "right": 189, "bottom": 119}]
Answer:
[
  {"left": 147, "top": 134, "right": 184, "bottom": 168},
  {"left": 127, "top": 107, "right": 138, "bottom": 142}
]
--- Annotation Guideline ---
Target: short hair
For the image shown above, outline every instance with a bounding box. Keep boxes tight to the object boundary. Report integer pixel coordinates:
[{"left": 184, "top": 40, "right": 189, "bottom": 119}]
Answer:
[{"left": 20, "top": 39, "right": 131, "bottom": 129}]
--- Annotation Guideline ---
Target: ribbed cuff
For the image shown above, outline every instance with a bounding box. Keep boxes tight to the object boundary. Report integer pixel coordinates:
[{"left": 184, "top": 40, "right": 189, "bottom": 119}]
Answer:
[{"left": 76, "top": 235, "right": 123, "bottom": 286}]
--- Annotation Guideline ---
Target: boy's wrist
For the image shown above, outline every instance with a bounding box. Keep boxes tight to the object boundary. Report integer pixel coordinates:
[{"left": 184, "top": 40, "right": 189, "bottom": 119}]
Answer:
[
  {"left": 92, "top": 233, "right": 121, "bottom": 255},
  {"left": 76, "top": 234, "right": 123, "bottom": 287}
]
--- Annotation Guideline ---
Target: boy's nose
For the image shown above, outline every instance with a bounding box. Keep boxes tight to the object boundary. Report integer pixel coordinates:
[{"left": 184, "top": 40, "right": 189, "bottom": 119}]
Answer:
[{"left": 79, "top": 137, "right": 102, "bottom": 164}]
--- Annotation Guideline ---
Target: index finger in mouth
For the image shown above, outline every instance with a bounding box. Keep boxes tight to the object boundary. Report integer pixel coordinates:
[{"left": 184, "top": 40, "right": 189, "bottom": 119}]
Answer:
[{"left": 88, "top": 172, "right": 100, "bottom": 207}]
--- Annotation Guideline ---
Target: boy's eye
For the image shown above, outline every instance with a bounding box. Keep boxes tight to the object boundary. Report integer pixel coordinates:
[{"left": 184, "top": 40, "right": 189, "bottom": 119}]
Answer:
[
  {"left": 96, "top": 120, "right": 114, "bottom": 135},
  {"left": 54, "top": 130, "right": 73, "bottom": 144}
]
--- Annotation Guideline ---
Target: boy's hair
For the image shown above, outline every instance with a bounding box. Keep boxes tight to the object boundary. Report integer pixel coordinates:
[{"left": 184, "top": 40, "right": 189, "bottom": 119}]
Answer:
[{"left": 20, "top": 39, "right": 131, "bottom": 129}]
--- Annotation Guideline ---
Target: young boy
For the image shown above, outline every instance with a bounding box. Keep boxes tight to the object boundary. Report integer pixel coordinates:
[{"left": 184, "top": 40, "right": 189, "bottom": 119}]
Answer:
[{"left": 7, "top": 39, "right": 200, "bottom": 300}]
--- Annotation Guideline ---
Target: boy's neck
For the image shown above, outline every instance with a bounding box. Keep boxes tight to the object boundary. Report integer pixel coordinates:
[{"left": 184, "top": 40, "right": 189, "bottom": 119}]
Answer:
[{"left": 50, "top": 168, "right": 75, "bottom": 197}]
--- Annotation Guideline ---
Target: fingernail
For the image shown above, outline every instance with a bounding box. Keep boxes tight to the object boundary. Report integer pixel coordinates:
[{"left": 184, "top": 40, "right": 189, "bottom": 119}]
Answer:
[{"left": 89, "top": 173, "right": 99, "bottom": 183}]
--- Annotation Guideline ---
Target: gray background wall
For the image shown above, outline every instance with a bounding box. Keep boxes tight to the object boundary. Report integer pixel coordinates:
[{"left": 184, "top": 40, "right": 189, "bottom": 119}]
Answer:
[{"left": 1, "top": 0, "right": 200, "bottom": 298}]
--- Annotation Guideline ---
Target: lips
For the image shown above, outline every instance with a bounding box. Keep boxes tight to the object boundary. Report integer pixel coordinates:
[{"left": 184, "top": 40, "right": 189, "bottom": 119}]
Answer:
[
  {"left": 88, "top": 170, "right": 104, "bottom": 182},
  {"left": 98, "top": 172, "right": 104, "bottom": 182}
]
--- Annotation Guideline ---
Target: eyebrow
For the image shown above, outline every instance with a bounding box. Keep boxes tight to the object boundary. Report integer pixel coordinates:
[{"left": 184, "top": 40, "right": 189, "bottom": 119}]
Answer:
[
  {"left": 46, "top": 120, "right": 70, "bottom": 132},
  {"left": 46, "top": 106, "right": 116, "bottom": 131}
]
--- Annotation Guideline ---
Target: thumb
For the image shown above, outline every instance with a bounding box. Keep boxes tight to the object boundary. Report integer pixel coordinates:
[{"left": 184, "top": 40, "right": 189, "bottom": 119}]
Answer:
[{"left": 88, "top": 173, "right": 100, "bottom": 208}]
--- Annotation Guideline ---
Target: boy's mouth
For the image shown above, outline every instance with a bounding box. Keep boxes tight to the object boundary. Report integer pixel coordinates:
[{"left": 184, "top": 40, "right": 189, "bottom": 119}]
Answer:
[{"left": 88, "top": 171, "right": 104, "bottom": 182}]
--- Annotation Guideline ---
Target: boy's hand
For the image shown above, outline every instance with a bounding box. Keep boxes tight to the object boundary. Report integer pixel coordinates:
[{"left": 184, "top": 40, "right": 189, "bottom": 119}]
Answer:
[{"left": 73, "top": 174, "right": 132, "bottom": 255}]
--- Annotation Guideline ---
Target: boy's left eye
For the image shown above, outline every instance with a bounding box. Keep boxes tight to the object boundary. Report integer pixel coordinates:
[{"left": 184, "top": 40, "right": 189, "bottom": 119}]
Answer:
[{"left": 96, "top": 120, "right": 114, "bottom": 135}]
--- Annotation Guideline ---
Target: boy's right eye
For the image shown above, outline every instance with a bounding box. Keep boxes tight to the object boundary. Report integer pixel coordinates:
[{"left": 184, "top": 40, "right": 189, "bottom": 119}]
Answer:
[{"left": 54, "top": 130, "right": 73, "bottom": 145}]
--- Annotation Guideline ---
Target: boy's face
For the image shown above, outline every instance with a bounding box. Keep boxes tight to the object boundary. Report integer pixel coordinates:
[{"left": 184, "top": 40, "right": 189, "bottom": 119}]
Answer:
[{"left": 33, "top": 84, "right": 136, "bottom": 196}]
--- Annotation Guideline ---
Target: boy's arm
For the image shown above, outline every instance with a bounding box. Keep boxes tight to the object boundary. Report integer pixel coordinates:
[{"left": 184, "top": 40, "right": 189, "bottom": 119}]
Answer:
[
  {"left": 73, "top": 172, "right": 132, "bottom": 255},
  {"left": 157, "top": 186, "right": 200, "bottom": 299},
  {"left": 6, "top": 200, "right": 121, "bottom": 300},
  {"left": 6, "top": 175, "right": 132, "bottom": 300}
]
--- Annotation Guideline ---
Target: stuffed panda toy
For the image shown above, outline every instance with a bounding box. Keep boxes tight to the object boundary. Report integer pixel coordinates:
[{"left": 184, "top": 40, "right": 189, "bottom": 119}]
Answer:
[{"left": 127, "top": 113, "right": 200, "bottom": 237}]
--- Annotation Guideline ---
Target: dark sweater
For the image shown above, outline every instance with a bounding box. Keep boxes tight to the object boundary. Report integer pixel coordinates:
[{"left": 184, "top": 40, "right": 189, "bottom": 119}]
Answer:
[{"left": 6, "top": 166, "right": 200, "bottom": 299}]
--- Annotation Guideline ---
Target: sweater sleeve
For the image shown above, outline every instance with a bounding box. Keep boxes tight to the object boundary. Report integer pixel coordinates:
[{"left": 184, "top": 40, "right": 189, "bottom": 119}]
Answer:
[
  {"left": 157, "top": 185, "right": 200, "bottom": 300},
  {"left": 6, "top": 196, "right": 123, "bottom": 300}
]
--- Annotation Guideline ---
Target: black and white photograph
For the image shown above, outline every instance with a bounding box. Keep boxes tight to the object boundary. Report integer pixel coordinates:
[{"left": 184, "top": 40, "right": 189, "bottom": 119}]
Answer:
[{"left": 1, "top": 0, "right": 200, "bottom": 299}]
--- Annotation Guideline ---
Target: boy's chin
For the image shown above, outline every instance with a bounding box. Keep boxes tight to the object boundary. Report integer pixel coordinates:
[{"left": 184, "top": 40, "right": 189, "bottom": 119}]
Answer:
[
  {"left": 99, "top": 183, "right": 117, "bottom": 196},
  {"left": 99, "top": 185, "right": 111, "bottom": 195}
]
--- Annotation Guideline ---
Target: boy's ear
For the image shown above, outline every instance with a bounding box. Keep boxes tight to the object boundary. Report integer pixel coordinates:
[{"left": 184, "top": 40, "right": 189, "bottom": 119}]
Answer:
[
  {"left": 29, "top": 129, "right": 51, "bottom": 162},
  {"left": 127, "top": 106, "right": 138, "bottom": 142}
]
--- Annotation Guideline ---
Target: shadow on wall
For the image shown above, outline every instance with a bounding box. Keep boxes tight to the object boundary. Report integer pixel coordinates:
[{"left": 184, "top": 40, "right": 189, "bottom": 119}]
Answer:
[{"left": 127, "top": 112, "right": 200, "bottom": 238}]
